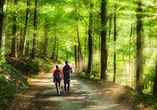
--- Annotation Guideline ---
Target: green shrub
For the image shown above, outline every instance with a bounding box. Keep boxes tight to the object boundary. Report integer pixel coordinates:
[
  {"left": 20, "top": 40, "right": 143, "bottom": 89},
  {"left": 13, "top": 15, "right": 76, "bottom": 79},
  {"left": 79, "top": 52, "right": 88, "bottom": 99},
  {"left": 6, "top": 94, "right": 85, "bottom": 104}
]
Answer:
[{"left": 0, "top": 75, "right": 16, "bottom": 106}]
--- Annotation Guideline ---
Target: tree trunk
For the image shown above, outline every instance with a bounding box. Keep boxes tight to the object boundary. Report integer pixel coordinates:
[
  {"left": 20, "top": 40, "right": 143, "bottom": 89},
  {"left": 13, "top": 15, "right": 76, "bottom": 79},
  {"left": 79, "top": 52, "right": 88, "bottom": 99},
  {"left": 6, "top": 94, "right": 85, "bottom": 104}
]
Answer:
[
  {"left": 11, "top": 0, "right": 18, "bottom": 57},
  {"left": 87, "top": 4, "right": 93, "bottom": 77},
  {"left": 51, "top": 32, "right": 56, "bottom": 59},
  {"left": 32, "top": 0, "right": 37, "bottom": 58},
  {"left": 43, "top": 18, "right": 48, "bottom": 57},
  {"left": 56, "top": 39, "right": 58, "bottom": 59},
  {"left": 100, "top": 0, "right": 107, "bottom": 80},
  {"left": 129, "top": 21, "right": 133, "bottom": 87},
  {"left": 135, "top": 0, "right": 143, "bottom": 92},
  {"left": 0, "top": 0, "right": 7, "bottom": 56},
  {"left": 153, "top": 61, "right": 157, "bottom": 95},
  {"left": 77, "top": 27, "right": 80, "bottom": 70},
  {"left": 109, "top": 14, "right": 112, "bottom": 41},
  {"left": 22, "top": 0, "right": 30, "bottom": 53},
  {"left": 113, "top": 5, "right": 117, "bottom": 83},
  {"left": 75, "top": 36, "right": 77, "bottom": 69}
]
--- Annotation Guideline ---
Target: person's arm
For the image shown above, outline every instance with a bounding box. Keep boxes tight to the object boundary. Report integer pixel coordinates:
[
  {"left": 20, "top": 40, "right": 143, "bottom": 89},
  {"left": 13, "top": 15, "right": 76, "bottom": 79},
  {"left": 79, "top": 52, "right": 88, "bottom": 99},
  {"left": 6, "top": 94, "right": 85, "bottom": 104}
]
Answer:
[
  {"left": 53, "top": 70, "right": 56, "bottom": 77},
  {"left": 69, "top": 66, "right": 73, "bottom": 73}
]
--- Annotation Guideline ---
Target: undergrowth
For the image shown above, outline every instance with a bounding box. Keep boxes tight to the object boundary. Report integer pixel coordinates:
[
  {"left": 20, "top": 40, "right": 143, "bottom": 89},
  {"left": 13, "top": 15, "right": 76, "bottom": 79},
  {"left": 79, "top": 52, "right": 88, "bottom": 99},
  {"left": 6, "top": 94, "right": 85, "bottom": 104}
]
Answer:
[{"left": 0, "top": 57, "right": 54, "bottom": 108}]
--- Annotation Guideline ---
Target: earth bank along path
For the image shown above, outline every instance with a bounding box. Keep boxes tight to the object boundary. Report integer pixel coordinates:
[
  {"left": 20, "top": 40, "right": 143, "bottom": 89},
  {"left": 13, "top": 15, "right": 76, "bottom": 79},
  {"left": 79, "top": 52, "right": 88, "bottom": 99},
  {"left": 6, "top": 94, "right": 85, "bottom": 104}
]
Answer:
[{"left": 9, "top": 65, "right": 132, "bottom": 110}]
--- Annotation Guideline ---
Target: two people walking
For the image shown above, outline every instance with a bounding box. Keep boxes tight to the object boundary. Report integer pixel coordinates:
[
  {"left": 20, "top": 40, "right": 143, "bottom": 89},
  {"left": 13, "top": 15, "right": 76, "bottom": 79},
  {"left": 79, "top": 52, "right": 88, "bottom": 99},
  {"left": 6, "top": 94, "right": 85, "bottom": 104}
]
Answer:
[{"left": 53, "top": 61, "right": 73, "bottom": 95}]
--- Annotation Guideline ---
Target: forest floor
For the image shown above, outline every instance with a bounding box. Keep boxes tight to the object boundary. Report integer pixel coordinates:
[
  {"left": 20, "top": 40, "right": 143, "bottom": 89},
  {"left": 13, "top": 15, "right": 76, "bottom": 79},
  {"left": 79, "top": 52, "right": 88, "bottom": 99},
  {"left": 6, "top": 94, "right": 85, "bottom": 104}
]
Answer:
[{"left": 1, "top": 61, "right": 156, "bottom": 110}]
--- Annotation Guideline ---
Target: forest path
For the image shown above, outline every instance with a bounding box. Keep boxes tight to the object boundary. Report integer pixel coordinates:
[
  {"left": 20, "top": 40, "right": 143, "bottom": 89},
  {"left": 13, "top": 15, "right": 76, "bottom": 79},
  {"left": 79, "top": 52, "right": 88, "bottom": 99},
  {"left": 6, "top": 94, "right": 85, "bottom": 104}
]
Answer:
[{"left": 8, "top": 64, "right": 133, "bottom": 110}]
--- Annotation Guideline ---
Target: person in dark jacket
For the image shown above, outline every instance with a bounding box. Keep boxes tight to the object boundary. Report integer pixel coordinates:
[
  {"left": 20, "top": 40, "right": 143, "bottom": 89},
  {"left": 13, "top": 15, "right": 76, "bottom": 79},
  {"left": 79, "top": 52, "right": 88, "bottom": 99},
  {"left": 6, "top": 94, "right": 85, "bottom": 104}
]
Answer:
[
  {"left": 63, "top": 61, "right": 73, "bottom": 92},
  {"left": 53, "top": 65, "right": 64, "bottom": 95}
]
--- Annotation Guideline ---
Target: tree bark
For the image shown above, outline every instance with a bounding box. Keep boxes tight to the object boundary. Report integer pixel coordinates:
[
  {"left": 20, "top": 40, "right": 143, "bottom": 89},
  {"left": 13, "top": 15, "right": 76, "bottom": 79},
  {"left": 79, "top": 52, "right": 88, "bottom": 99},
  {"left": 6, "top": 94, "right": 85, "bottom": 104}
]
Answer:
[
  {"left": 32, "top": 0, "right": 37, "bottom": 58},
  {"left": 113, "top": 4, "right": 117, "bottom": 83},
  {"left": 51, "top": 31, "right": 56, "bottom": 59},
  {"left": 135, "top": 0, "right": 143, "bottom": 92},
  {"left": 129, "top": 20, "right": 133, "bottom": 87},
  {"left": 77, "top": 26, "right": 80, "bottom": 70},
  {"left": 43, "top": 18, "right": 48, "bottom": 57},
  {"left": 11, "top": 0, "right": 18, "bottom": 57},
  {"left": 75, "top": 36, "right": 77, "bottom": 69},
  {"left": 100, "top": 0, "right": 107, "bottom": 80},
  {"left": 56, "top": 38, "right": 58, "bottom": 59},
  {"left": 0, "top": 0, "right": 7, "bottom": 56},
  {"left": 109, "top": 14, "right": 112, "bottom": 41},
  {"left": 87, "top": 4, "right": 93, "bottom": 77},
  {"left": 153, "top": 61, "right": 157, "bottom": 95},
  {"left": 22, "top": 0, "right": 30, "bottom": 53}
]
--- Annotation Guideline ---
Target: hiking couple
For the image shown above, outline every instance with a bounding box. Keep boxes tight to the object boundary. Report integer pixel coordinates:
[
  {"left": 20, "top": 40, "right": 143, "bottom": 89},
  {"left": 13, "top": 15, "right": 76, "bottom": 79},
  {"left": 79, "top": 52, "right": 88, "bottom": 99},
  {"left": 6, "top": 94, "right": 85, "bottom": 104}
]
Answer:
[{"left": 53, "top": 61, "right": 73, "bottom": 95}]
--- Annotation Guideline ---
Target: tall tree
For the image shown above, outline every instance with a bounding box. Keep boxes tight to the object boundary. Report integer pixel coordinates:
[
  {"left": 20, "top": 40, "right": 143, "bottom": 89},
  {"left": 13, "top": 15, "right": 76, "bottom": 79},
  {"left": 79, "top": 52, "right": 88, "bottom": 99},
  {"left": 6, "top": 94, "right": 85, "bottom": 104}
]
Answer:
[
  {"left": 113, "top": 5, "right": 117, "bottom": 83},
  {"left": 135, "top": 0, "right": 143, "bottom": 92},
  {"left": 77, "top": 26, "right": 81, "bottom": 70},
  {"left": 0, "top": 0, "right": 7, "bottom": 56},
  {"left": 32, "top": 0, "right": 38, "bottom": 58},
  {"left": 129, "top": 18, "right": 133, "bottom": 87},
  {"left": 21, "top": 0, "right": 30, "bottom": 54},
  {"left": 100, "top": 0, "right": 107, "bottom": 80},
  {"left": 74, "top": 36, "right": 77, "bottom": 69},
  {"left": 87, "top": 4, "right": 93, "bottom": 76},
  {"left": 43, "top": 18, "right": 48, "bottom": 57},
  {"left": 51, "top": 26, "right": 57, "bottom": 59},
  {"left": 153, "top": 61, "right": 157, "bottom": 95},
  {"left": 11, "top": 0, "right": 18, "bottom": 57}
]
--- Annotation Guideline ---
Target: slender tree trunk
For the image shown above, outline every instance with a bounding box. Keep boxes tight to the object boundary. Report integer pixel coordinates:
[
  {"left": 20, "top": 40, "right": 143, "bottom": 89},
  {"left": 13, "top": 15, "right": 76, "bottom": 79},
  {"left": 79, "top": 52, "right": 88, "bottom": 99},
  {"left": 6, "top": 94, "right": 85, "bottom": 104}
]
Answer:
[
  {"left": 113, "top": 5, "right": 117, "bottom": 83},
  {"left": 56, "top": 39, "right": 58, "bottom": 59},
  {"left": 22, "top": 0, "right": 30, "bottom": 53},
  {"left": 11, "top": 0, "right": 18, "bottom": 57},
  {"left": 135, "top": 0, "right": 143, "bottom": 92},
  {"left": 129, "top": 21, "right": 133, "bottom": 87},
  {"left": 109, "top": 14, "right": 112, "bottom": 41},
  {"left": 51, "top": 30, "right": 56, "bottom": 59},
  {"left": 43, "top": 18, "right": 48, "bottom": 56},
  {"left": 19, "top": 29, "right": 23, "bottom": 52},
  {"left": 75, "top": 36, "right": 77, "bottom": 69},
  {"left": 26, "top": 31, "right": 30, "bottom": 56},
  {"left": 153, "top": 61, "right": 157, "bottom": 95},
  {"left": 32, "top": 0, "right": 37, "bottom": 58},
  {"left": 87, "top": 4, "right": 93, "bottom": 77},
  {"left": 77, "top": 26, "right": 80, "bottom": 70},
  {"left": 85, "top": 32, "right": 87, "bottom": 55},
  {"left": 0, "top": 0, "right": 7, "bottom": 56},
  {"left": 101, "top": 0, "right": 107, "bottom": 80}
]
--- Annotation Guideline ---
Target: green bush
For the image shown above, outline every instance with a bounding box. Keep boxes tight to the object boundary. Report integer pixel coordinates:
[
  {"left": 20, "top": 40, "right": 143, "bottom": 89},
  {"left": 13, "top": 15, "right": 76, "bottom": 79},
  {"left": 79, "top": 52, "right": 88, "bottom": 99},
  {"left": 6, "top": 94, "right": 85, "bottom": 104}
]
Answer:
[{"left": 0, "top": 75, "right": 16, "bottom": 106}]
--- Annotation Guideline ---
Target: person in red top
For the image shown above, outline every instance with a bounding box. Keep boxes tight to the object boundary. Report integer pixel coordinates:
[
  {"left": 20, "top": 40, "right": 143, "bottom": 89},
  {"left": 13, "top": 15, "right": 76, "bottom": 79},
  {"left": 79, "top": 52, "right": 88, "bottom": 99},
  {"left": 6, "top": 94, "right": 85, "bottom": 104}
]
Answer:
[{"left": 53, "top": 65, "right": 64, "bottom": 95}]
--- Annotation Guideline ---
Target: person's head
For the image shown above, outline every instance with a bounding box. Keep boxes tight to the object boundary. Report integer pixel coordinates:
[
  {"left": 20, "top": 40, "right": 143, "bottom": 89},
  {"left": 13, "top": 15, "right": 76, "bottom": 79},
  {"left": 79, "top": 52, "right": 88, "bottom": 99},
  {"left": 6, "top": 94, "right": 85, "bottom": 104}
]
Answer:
[
  {"left": 56, "top": 65, "right": 58, "bottom": 69},
  {"left": 65, "top": 61, "right": 68, "bottom": 65}
]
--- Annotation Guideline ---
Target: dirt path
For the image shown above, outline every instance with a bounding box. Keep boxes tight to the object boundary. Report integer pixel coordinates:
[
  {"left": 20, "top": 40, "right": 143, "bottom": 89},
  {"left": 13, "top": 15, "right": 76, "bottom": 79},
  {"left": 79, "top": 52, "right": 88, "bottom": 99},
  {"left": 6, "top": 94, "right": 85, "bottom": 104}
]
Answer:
[{"left": 7, "top": 65, "right": 133, "bottom": 110}]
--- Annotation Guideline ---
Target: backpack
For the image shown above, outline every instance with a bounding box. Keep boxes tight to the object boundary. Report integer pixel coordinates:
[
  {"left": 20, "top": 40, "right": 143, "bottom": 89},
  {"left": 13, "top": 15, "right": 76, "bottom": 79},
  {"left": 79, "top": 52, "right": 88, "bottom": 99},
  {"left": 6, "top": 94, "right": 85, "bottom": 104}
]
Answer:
[{"left": 55, "top": 70, "right": 62, "bottom": 81}]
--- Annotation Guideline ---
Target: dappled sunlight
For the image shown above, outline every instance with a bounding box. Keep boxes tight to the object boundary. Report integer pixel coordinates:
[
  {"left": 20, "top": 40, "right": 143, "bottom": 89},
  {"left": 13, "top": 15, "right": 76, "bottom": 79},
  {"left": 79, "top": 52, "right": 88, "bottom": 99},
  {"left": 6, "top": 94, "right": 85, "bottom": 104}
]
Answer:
[{"left": 24, "top": 72, "right": 132, "bottom": 109}]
